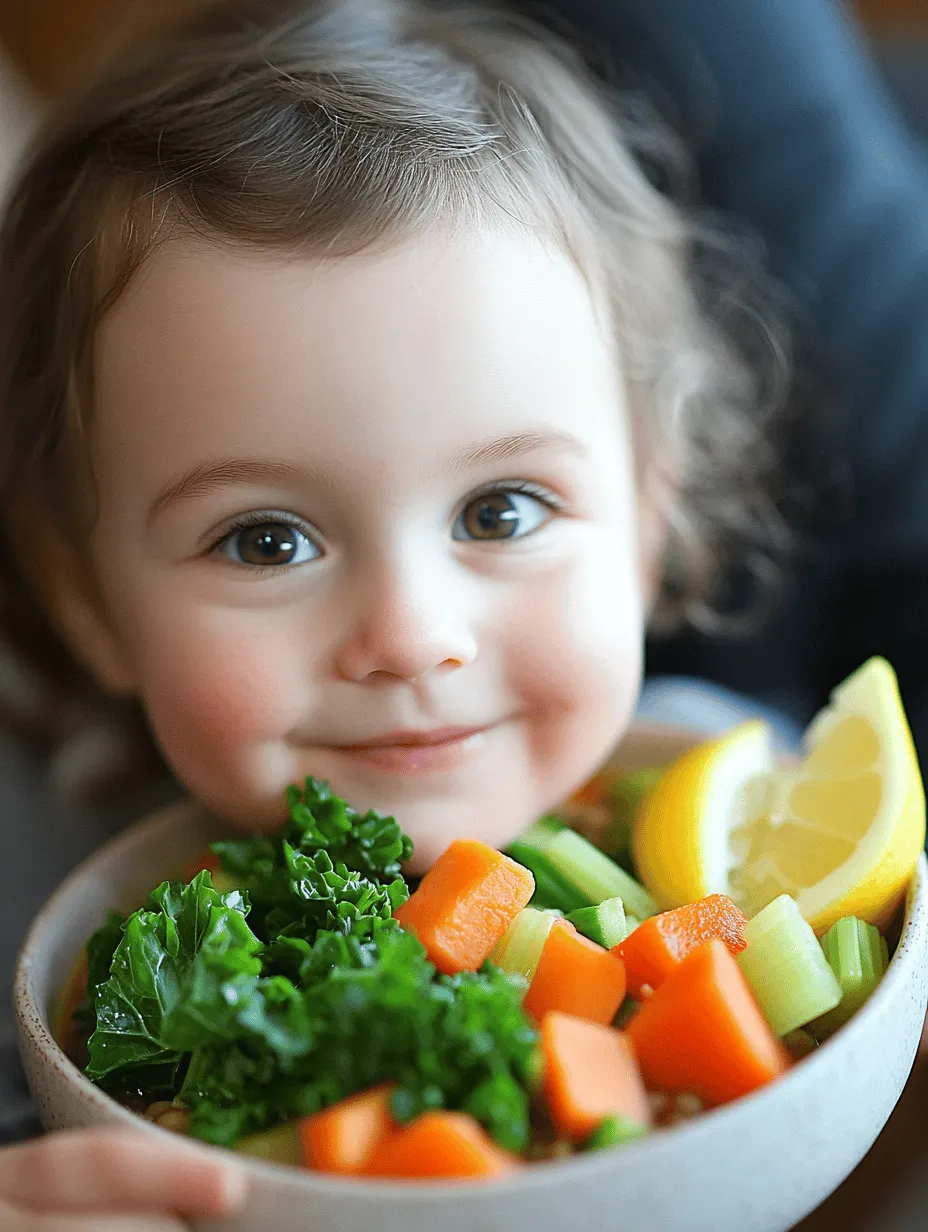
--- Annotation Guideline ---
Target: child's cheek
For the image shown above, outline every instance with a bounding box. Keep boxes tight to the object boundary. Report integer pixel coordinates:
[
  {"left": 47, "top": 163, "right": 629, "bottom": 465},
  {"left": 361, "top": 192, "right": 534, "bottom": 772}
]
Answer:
[
  {"left": 502, "top": 535, "right": 645, "bottom": 800},
  {"left": 132, "top": 623, "right": 303, "bottom": 799}
]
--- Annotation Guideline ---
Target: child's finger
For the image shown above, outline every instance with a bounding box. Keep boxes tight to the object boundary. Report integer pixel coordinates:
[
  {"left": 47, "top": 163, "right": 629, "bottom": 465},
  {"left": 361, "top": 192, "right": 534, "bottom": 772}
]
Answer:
[
  {"left": 1, "top": 1201, "right": 186, "bottom": 1231},
  {"left": 0, "top": 1129, "right": 247, "bottom": 1217}
]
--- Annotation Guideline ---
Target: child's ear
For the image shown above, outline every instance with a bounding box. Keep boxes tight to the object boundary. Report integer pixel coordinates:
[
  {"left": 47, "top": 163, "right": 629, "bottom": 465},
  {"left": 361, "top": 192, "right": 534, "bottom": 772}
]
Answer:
[{"left": 25, "top": 511, "right": 138, "bottom": 697}]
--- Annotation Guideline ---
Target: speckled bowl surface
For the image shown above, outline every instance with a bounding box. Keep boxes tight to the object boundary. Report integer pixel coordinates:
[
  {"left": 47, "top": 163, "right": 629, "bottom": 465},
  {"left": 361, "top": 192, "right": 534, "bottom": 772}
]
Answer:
[{"left": 15, "top": 724, "right": 928, "bottom": 1232}]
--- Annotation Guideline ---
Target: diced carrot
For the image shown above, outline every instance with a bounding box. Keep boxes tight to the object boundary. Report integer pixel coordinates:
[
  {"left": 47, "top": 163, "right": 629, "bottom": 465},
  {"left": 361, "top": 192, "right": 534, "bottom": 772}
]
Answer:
[
  {"left": 625, "top": 939, "right": 791, "bottom": 1106},
  {"left": 362, "top": 1111, "right": 521, "bottom": 1180},
  {"left": 300, "top": 1084, "right": 396, "bottom": 1175},
  {"left": 394, "top": 841, "right": 535, "bottom": 975},
  {"left": 182, "top": 848, "right": 221, "bottom": 882},
  {"left": 541, "top": 1012, "right": 651, "bottom": 1141},
  {"left": 618, "top": 894, "right": 748, "bottom": 999},
  {"left": 524, "top": 920, "right": 627, "bottom": 1026}
]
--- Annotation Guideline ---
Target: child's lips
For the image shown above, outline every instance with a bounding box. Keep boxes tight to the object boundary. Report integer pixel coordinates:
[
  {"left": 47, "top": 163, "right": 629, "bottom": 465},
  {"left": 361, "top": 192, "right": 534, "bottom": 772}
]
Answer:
[{"left": 324, "top": 724, "right": 495, "bottom": 773}]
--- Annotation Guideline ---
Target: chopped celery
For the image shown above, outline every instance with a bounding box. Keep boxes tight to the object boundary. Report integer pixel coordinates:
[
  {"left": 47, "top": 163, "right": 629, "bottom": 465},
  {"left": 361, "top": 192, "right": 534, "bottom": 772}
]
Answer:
[
  {"left": 492, "top": 907, "right": 558, "bottom": 984},
  {"left": 505, "top": 840, "right": 591, "bottom": 914},
  {"left": 810, "top": 916, "right": 889, "bottom": 1040},
  {"left": 234, "top": 1120, "right": 303, "bottom": 1166},
  {"left": 567, "top": 897, "right": 627, "bottom": 949},
  {"left": 544, "top": 829, "right": 658, "bottom": 920},
  {"left": 736, "top": 894, "right": 841, "bottom": 1036},
  {"left": 515, "top": 814, "right": 566, "bottom": 853},
  {"left": 740, "top": 891, "right": 795, "bottom": 943},
  {"left": 623, "top": 912, "right": 642, "bottom": 937},
  {"left": 601, "top": 768, "right": 665, "bottom": 867},
  {"left": 584, "top": 1115, "right": 649, "bottom": 1151}
]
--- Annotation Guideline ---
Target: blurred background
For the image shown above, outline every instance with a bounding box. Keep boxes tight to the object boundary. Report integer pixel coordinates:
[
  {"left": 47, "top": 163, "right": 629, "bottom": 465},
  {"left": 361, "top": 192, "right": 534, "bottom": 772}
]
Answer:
[{"left": 0, "top": 1, "right": 927, "bottom": 1229}]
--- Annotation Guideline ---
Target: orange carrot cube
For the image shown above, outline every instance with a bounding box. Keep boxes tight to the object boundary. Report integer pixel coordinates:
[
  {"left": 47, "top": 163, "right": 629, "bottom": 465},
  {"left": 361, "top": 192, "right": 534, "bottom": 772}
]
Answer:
[
  {"left": 524, "top": 920, "right": 626, "bottom": 1026},
  {"left": 362, "top": 1111, "right": 521, "bottom": 1180},
  {"left": 618, "top": 894, "right": 747, "bottom": 999},
  {"left": 394, "top": 841, "right": 534, "bottom": 975},
  {"left": 301, "top": 1084, "right": 396, "bottom": 1175},
  {"left": 625, "top": 939, "right": 790, "bottom": 1106},
  {"left": 541, "top": 1012, "right": 651, "bottom": 1141}
]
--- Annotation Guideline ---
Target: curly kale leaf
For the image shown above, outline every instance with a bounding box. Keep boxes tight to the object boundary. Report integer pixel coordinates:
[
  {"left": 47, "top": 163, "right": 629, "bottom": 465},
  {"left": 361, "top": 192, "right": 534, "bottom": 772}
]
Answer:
[
  {"left": 177, "top": 924, "right": 538, "bottom": 1152},
  {"left": 215, "top": 776, "right": 413, "bottom": 885},
  {"left": 211, "top": 781, "right": 411, "bottom": 944},
  {"left": 207, "top": 841, "right": 407, "bottom": 946},
  {"left": 285, "top": 777, "right": 414, "bottom": 877}
]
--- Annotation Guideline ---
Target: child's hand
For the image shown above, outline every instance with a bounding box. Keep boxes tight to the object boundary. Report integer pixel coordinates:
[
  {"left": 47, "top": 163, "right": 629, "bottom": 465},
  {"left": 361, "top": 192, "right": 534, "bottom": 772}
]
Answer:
[{"left": 0, "top": 1127, "right": 247, "bottom": 1230}]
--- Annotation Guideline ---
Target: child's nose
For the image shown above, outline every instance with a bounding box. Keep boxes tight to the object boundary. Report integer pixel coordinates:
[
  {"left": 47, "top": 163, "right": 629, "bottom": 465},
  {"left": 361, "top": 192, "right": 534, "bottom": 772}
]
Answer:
[{"left": 333, "top": 556, "right": 478, "bottom": 684}]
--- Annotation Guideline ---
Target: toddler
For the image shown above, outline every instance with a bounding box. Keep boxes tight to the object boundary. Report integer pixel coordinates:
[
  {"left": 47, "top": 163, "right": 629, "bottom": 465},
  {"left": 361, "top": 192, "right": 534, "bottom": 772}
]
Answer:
[{"left": 0, "top": 0, "right": 784, "bottom": 1223}]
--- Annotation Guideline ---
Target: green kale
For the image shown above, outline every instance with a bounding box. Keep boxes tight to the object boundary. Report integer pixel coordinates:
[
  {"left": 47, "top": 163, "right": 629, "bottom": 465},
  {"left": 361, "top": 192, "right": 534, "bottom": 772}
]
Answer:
[
  {"left": 72, "top": 909, "right": 126, "bottom": 1032},
  {"left": 284, "top": 777, "right": 414, "bottom": 877},
  {"left": 85, "top": 873, "right": 258, "bottom": 1091},
  {"left": 217, "top": 843, "right": 408, "bottom": 945},
  {"left": 209, "top": 777, "right": 411, "bottom": 944},
  {"left": 213, "top": 776, "right": 413, "bottom": 893},
  {"left": 81, "top": 778, "right": 538, "bottom": 1155},
  {"left": 175, "top": 924, "right": 537, "bottom": 1151}
]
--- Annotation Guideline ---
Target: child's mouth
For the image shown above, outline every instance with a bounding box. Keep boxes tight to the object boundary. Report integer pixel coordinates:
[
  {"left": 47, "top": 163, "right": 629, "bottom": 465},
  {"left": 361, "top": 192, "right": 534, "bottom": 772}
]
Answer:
[{"left": 324, "top": 724, "right": 494, "bottom": 774}]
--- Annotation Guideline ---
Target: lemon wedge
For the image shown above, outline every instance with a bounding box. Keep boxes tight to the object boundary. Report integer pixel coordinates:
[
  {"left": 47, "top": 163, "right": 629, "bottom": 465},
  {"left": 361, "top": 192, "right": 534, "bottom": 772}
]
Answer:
[
  {"left": 632, "top": 719, "right": 774, "bottom": 911},
  {"left": 632, "top": 658, "right": 926, "bottom": 935}
]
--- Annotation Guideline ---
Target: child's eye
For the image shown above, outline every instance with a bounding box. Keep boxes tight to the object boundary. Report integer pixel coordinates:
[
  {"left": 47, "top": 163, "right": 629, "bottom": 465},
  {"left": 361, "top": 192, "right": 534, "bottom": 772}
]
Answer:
[
  {"left": 216, "top": 519, "right": 321, "bottom": 567},
  {"left": 452, "top": 486, "right": 557, "bottom": 542}
]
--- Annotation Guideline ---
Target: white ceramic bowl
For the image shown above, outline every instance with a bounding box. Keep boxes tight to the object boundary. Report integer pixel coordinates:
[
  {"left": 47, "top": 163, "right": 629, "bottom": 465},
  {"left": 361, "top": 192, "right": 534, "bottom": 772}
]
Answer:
[{"left": 15, "top": 725, "right": 928, "bottom": 1232}]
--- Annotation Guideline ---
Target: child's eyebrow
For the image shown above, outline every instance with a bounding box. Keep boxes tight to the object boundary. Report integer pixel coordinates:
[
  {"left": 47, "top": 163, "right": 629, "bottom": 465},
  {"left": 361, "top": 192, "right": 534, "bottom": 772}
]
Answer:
[
  {"left": 147, "top": 458, "right": 322, "bottom": 525},
  {"left": 446, "top": 429, "right": 586, "bottom": 475}
]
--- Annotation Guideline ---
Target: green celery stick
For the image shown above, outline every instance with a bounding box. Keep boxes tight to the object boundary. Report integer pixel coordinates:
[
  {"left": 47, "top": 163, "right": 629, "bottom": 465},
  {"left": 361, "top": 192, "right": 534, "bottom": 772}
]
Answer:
[
  {"left": 516, "top": 814, "right": 566, "bottom": 853},
  {"left": 492, "top": 907, "right": 558, "bottom": 984},
  {"left": 505, "top": 840, "right": 591, "bottom": 914},
  {"left": 601, "top": 768, "right": 665, "bottom": 865},
  {"left": 544, "top": 829, "right": 658, "bottom": 919},
  {"left": 809, "top": 916, "right": 889, "bottom": 1040},
  {"left": 234, "top": 1120, "right": 303, "bottom": 1165},
  {"left": 623, "top": 912, "right": 642, "bottom": 937},
  {"left": 736, "top": 894, "right": 841, "bottom": 1036},
  {"left": 584, "top": 1115, "right": 649, "bottom": 1151},
  {"left": 567, "top": 897, "right": 627, "bottom": 949},
  {"left": 740, "top": 891, "right": 795, "bottom": 943}
]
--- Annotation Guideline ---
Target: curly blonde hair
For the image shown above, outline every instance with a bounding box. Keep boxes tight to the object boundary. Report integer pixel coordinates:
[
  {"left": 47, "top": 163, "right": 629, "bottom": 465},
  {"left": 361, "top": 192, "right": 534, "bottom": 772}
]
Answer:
[{"left": 0, "top": 0, "right": 788, "bottom": 796}]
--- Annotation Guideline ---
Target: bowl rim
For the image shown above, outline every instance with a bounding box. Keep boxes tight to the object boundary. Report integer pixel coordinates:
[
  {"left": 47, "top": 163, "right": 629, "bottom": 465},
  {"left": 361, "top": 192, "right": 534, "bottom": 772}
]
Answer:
[{"left": 14, "top": 746, "right": 928, "bottom": 1202}]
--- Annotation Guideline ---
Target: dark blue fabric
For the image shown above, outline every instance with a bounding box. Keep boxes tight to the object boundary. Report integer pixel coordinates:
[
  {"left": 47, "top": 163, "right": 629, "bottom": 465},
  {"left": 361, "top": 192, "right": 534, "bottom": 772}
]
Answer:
[{"left": 568, "top": 0, "right": 928, "bottom": 559}]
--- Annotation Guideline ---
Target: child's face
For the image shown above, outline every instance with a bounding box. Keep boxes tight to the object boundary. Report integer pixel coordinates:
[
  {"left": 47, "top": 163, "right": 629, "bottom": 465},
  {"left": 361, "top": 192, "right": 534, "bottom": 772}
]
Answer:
[{"left": 71, "top": 227, "right": 652, "bottom": 868}]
